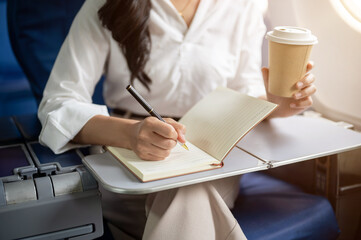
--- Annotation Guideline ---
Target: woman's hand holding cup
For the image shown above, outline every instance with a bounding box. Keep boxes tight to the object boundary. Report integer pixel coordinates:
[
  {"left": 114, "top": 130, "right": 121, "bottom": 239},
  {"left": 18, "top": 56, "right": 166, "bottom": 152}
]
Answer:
[
  {"left": 264, "top": 26, "right": 318, "bottom": 118},
  {"left": 291, "top": 62, "right": 317, "bottom": 108},
  {"left": 262, "top": 61, "right": 317, "bottom": 118}
]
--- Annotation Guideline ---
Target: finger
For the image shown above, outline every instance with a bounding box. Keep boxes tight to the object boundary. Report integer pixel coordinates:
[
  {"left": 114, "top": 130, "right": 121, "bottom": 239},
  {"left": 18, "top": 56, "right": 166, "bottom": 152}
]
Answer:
[
  {"left": 293, "top": 84, "right": 317, "bottom": 100},
  {"left": 144, "top": 154, "right": 164, "bottom": 161},
  {"left": 150, "top": 132, "right": 177, "bottom": 150},
  {"left": 261, "top": 67, "right": 269, "bottom": 89},
  {"left": 306, "top": 61, "right": 314, "bottom": 72},
  {"left": 164, "top": 118, "right": 186, "bottom": 134},
  {"left": 148, "top": 148, "right": 171, "bottom": 159},
  {"left": 145, "top": 152, "right": 170, "bottom": 161},
  {"left": 138, "top": 152, "right": 166, "bottom": 161},
  {"left": 145, "top": 146, "right": 172, "bottom": 160},
  {"left": 296, "top": 73, "right": 315, "bottom": 90},
  {"left": 164, "top": 118, "right": 187, "bottom": 143},
  {"left": 136, "top": 143, "right": 172, "bottom": 161},
  {"left": 290, "top": 96, "right": 313, "bottom": 109},
  {"left": 145, "top": 117, "right": 178, "bottom": 140}
]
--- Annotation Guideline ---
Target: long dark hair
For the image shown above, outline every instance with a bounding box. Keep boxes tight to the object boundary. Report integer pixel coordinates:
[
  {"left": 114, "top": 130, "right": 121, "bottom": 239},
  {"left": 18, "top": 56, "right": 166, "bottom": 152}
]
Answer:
[{"left": 98, "top": 0, "right": 152, "bottom": 90}]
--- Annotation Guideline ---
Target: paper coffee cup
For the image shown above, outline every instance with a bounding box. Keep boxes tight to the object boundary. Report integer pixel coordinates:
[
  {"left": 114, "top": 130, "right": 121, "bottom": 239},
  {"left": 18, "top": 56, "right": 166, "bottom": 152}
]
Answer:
[{"left": 266, "top": 26, "right": 318, "bottom": 97}]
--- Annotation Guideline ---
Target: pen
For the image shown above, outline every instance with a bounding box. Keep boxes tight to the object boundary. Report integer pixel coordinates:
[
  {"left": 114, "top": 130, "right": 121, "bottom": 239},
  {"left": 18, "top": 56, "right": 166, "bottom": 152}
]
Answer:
[{"left": 126, "top": 85, "right": 189, "bottom": 151}]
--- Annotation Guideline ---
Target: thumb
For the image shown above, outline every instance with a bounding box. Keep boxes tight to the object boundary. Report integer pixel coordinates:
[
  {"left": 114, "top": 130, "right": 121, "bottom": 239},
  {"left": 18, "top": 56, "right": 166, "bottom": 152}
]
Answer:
[
  {"left": 306, "top": 61, "right": 314, "bottom": 73},
  {"left": 262, "top": 67, "right": 269, "bottom": 90}
]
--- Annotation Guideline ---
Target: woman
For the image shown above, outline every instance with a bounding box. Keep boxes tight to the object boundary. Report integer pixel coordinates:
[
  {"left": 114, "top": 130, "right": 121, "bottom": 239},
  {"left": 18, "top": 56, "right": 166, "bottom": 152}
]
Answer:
[{"left": 38, "top": 0, "right": 316, "bottom": 239}]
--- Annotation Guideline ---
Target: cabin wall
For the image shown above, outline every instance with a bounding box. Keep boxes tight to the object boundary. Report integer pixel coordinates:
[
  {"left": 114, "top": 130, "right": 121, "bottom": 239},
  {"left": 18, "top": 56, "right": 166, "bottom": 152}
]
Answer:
[{"left": 264, "top": 0, "right": 361, "bottom": 130}]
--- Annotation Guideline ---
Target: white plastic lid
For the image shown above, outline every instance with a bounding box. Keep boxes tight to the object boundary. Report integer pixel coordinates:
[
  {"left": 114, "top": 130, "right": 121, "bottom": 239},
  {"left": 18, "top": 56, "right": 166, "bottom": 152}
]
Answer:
[{"left": 266, "top": 26, "right": 318, "bottom": 45}]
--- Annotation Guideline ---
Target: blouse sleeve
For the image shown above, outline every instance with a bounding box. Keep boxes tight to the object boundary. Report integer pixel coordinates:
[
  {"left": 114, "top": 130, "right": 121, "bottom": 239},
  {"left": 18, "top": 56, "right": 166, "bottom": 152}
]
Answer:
[
  {"left": 38, "top": 0, "right": 110, "bottom": 154},
  {"left": 228, "top": 1, "right": 267, "bottom": 98}
]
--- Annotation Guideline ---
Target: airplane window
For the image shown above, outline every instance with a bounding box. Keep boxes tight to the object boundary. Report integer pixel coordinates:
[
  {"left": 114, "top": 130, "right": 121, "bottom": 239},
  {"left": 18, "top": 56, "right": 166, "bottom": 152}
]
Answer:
[
  {"left": 331, "top": 0, "right": 361, "bottom": 32},
  {"left": 341, "top": 0, "right": 361, "bottom": 22}
]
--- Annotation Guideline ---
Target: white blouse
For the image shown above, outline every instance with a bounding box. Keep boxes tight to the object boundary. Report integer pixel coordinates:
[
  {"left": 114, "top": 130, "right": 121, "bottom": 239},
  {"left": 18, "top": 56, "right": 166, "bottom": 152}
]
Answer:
[{"left": 38, "top": 0, "right": 267, "bottom": 153}]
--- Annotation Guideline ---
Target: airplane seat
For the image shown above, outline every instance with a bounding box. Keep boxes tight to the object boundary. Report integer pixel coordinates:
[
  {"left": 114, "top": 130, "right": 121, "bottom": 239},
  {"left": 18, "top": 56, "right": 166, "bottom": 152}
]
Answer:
[
  {"left": 0, "top": 0, "right": 106, "bottom": 239},
  {"left": 6, "top": 0, "right": 105, "bottom": 106},
  {"left": 6, "top": 0, "right": 105, "bottom": 142},
  {"left": 3, "top": 0, "right": 340, "bottom": 239},
  {"left": 0, "top": 117, "right": 22, "bottom": 146},
  {"left": 233, "top": 172, "right": 339, "bottom": 240},
  {"left": 0, "top": 0, "right": 37, "bottom": 117}
]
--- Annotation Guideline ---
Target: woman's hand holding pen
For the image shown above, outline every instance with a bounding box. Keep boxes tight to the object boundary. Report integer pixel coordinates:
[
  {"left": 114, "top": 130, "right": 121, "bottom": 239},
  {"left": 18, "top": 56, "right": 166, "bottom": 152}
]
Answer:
[
  {"left": 262, "top": 61, "right": 317, "bottom": 118},
  {"left": 130, "top": 117, "right": 186, "bottom": 161}
]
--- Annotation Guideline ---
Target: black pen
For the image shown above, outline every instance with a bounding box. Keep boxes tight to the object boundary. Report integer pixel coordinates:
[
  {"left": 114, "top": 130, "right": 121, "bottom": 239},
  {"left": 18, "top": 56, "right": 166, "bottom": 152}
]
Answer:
[{"left": 126, "top": 85, "right": 189, "bottom": 151}]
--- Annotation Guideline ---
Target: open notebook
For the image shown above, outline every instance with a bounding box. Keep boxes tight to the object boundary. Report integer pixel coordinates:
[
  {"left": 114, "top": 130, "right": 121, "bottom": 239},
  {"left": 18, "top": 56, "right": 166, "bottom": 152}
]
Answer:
[{"left": 107, "top": 87, "right": 278, "bottom": 182}]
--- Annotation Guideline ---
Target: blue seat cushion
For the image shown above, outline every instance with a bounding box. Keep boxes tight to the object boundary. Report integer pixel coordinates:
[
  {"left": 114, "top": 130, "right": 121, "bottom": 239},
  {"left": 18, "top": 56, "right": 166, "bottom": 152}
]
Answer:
[
  {"left": 0, "top": 116, "right": 22, "bottom": 145},
  {"left": 233, "top": 172, "right": 340, "bottom": 240},
  {"left": 0, "top": 0, "right": 22, "bottom": 74},
  {"left": 0, "top": 145, "right": 31, "bottom": 178},
  {"left": 29, "top": 142, "right": 82, "bottom": 168},
  {"left": 6, "top": 0, "right": 85, "bottom": 103},
  {"left": 0, "top": 0, "right": 37, "bottom": 117},
  {"left": 7, "top": 0, "right": 105, "bottom": 106},
  {"left": 13, "top": 113, "right": 42, "bottom": 141}
]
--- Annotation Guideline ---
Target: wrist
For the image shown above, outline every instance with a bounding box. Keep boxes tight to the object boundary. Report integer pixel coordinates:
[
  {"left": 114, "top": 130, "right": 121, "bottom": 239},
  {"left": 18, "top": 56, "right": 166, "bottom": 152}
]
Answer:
[
  {"left": 259, "top": 94, "right": 294, "bottom": 119},
  {"left": 111, "top": 117, "right": 139, "bottom": 149},
  {"left": 73, "top": 115, "right": 140, "bottom": 149}
]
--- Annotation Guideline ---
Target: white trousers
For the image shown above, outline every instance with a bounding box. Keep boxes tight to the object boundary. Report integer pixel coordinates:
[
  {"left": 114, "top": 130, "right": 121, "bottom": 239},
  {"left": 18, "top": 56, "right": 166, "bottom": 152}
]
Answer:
[{"left": 99, "top": 176, "right": 247, "bottom": 240}]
